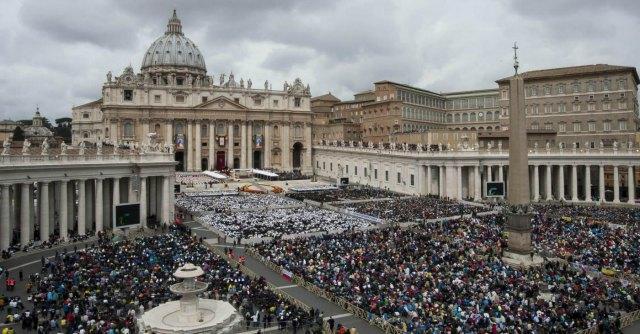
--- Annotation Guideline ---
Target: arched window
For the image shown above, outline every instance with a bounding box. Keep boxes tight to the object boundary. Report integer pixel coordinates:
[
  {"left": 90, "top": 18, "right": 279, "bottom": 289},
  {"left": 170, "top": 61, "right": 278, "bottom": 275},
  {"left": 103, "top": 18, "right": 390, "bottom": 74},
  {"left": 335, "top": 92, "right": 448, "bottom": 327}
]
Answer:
[
  {"left": 470, "top": 112, "right": 476, "bottom": 122},
  {"left": 446, "top": 114, "right": 453, "bottom": 123},
  {"left": 83, "top": 132, "right": 89, "bottom": 138},
  {"left": 454, "top": 114, "right": 461, "bottom": 123},
  {"left": 105, "top": 127, "right": 110, "bottom": 138},
  {"left": 123, "top": 121, "right": 134, "bottom": 138},
  {"left": 462, "top": 113, "right": 469, "bottom": 122}
]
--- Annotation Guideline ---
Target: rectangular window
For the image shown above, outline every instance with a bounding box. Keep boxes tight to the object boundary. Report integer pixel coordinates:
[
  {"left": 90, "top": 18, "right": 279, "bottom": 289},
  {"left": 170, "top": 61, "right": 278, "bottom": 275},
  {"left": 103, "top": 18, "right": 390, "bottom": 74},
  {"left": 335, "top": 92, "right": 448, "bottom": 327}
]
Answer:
[
  {"left": 619, "top": 101, "right": 627, "bottom": 109},
  {"left": 374, "top": 169, "right": 378, "bottom": 179},
  {"left": 558, "top": 104, "right": 566, "bottom": 113},
  {"left": 587, "top": 103, "right": 595, "bottom": 111},
  {"left": 175, "top": 95, "right": 185, "bottom": 103},
  {"left": 154, "top": 95, "right": 161, "bottom": 103},
  {"left": 176, "top": 78, "right": 184, "bottom": 86},
  {"left": 385, "top": 170, "right": 389, "bottom": 181},
  {"left": 501, "top": 90, "right": 508, "bottom": 100},
  {"left": 410, "top": 174, "right": 415, "bottom": 186},
  {"left": 234, "top": 98, "right": 240, "bottom": 103},
  {"left": 531, "top": 87, "right": 537, "bottom": 96},
  {"left": 364, "top": 168, "right": 368, "bottom": 177},
  {"left": 573, "top": 83, "right": 580, "bottom": 93},
  {"left": 294, "top": 97, "right": 301, "bottom": 107},
  {"left": 603, "top": 80, "right": 610, "bottom": 91},
  {"left": 558, "top": 85, "right": 565, "bottom": 94},
  {"left": 345, "top": 165, "right": 349, "bottom": 174},
  {"left": 573, "top": 122, "right": 581, "bottom": 132},
  {"left": 397, "top": 172, "right": 401, "bottom": 184},
  {"left": 588, "top": 122, "right": 596, "bottom": 132},
  {"left": 603, "top": 102, "right": 610, "bottom": 110},
  {"left": 273, "top": 99, "right": 279, "bottom": 106},
  {"left": 572, "top": 103, "right": 580, "bottom": 112},
  {"left": 603, "top": 121, "right": 611, "bottom": 132},
  {"left": 354, "top": 166, "right": 358, "bottom": 175},
  {"left": 201, "top": 96, "right": 208, "bottom": 103},
  {"left": 316, "top": 161, "right": 320, "bottom": 168},
  {"left": 545, "top": 123, "right": 552, "bottom": 130},
  {"left": 619, "top": 120, "right": 627, "bottom": 131},
  {"left": 323, "top": 162, "right": 326, "bottom": 169},
  {"left": 544, "top": 105, "right": 551, "bottom": 113},
  {"left": 123, "top": 89, "right": 133, "bottom": 101},
  {"left": 559, "top": 123, "right": 566, "bottom": 132},
  {"left": 531, "top": 123, "right": 539, "bottom": 130},
  {"left": 544, "top": 86, "right": 551, "bottom": 95}
]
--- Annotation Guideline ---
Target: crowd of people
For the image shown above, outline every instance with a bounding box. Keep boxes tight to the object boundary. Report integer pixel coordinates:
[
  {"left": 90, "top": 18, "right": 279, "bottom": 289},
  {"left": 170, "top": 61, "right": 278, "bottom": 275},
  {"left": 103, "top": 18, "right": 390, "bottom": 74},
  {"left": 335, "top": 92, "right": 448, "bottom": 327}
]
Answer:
[
  {"left": 176, "top": 193, "right": 298, "bottom": 213},
  {"left": 286, "top": 186, "right": 403, "bottom": 203},
  {"left": 254, "top": 216, "right": 639, "bottom": 333},
  {"left": 12, "top": 225, "right": 317, "bottom": 333},
  {"left": 532, "top": 203, "right": 640, "bottom": 276},
  {"left": 337, "top": 196, "right": 486, "bottom": 223},
  {"left": 201, "top": 207, "right": 372, "bottom": 240},
  {"left": 175, "top": 172, "right": 221, "bottom": 189}
]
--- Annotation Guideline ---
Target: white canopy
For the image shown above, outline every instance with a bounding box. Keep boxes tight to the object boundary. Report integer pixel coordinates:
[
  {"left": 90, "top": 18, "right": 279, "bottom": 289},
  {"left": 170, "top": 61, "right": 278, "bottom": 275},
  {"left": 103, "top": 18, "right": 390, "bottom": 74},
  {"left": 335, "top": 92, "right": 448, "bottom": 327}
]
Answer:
[
  {"left": 252, "top": 169, "right": 278, "bottom": 177},
  {"left": 203, "top": 170, "right": 227, "bottom": 179}
]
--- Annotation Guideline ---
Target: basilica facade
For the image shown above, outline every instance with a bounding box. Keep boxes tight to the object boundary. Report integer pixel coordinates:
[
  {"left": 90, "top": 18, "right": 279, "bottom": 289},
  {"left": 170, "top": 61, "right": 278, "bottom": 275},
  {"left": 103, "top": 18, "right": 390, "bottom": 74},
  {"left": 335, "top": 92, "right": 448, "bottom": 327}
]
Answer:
[{"left": 72, "top": 10, "right": 313, "bottom": 173}]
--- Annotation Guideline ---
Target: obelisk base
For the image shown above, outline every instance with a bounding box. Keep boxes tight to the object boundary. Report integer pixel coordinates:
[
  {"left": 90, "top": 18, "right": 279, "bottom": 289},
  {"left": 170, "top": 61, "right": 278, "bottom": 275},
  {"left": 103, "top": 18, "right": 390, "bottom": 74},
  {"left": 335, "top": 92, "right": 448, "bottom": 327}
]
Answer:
[{"left": 504, "top": 213, "right": 532, "bottom": 254}]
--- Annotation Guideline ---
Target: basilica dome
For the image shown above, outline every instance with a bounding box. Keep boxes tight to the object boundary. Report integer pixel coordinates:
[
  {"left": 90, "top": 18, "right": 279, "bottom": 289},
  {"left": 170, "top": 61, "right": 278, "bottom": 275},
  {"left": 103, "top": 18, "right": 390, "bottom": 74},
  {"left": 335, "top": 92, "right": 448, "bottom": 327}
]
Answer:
[{"left": 141, "top": 10, "right": 206, "bottom": 74}]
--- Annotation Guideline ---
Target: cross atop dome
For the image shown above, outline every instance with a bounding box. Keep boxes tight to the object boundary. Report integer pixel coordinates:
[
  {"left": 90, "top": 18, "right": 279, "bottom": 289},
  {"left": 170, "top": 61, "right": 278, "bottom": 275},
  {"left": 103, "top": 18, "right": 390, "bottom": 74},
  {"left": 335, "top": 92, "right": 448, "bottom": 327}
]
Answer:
[{"left": 166, "top": 9, "right": 183, "bottom": 35}]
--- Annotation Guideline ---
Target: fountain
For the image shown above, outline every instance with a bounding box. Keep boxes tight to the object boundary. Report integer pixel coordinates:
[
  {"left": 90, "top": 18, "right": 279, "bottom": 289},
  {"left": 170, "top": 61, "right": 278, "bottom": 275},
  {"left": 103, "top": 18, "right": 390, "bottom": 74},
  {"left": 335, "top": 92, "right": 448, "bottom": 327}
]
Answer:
[{"left": 138, "top": 263, "right": 242, "bottom": 333}]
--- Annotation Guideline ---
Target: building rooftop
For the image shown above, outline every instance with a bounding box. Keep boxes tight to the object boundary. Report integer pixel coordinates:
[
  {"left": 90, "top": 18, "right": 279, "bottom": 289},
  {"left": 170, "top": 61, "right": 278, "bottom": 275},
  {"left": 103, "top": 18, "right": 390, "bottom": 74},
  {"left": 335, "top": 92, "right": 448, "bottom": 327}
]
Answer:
[
  {"left": 496, "top": 64, "right": 639, "bottom": 84},
  {"left": 311, "top": 93, "right": 341, "bottom": 102},
  {"left": 374, "top": 80, "right": 442, "bottom": 97}
]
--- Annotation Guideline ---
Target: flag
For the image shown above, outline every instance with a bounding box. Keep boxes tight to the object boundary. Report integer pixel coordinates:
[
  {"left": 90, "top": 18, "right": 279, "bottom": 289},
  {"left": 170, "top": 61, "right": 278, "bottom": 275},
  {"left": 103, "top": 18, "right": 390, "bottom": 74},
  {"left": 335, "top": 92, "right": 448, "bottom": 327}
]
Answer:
[{"left": 281, "top": 269, "right": 293, "bottom": 282}]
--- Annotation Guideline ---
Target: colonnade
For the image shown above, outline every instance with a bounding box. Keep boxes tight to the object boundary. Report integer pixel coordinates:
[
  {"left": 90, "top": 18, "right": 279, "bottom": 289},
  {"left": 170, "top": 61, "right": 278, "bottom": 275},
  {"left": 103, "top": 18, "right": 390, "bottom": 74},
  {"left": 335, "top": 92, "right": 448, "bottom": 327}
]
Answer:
[{"left": 0, "top": 175, "right": 175, "bottom": 251}]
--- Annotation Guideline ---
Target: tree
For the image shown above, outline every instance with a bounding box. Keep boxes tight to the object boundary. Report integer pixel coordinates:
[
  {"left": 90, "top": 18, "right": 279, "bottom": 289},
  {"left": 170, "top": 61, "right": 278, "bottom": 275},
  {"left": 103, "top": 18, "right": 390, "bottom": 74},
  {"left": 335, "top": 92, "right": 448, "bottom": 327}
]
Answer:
[
  {"left": 12, "top": 126, "right": 25, "bottom": 141},
  {"left": 53, "top": 118, "right": 72, "bottom": 142}
]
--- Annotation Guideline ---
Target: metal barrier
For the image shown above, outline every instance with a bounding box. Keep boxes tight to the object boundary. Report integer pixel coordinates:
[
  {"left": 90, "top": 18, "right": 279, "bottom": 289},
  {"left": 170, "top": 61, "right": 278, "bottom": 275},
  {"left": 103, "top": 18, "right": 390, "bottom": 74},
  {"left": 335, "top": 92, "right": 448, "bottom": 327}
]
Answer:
[
  {"left": 246, "top": 248, "right": 404, "bottom": 334},
  {"left": 576, "top": 309, "right": 640, "bottom": 334}
]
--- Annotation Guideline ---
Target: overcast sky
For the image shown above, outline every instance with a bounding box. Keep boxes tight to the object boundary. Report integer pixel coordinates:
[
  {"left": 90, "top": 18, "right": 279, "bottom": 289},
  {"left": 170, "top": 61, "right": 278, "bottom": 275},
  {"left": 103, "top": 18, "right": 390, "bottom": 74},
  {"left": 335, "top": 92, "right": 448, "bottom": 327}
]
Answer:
[{"left": 1, "top": 0, "right": 639, "bottom": 121}]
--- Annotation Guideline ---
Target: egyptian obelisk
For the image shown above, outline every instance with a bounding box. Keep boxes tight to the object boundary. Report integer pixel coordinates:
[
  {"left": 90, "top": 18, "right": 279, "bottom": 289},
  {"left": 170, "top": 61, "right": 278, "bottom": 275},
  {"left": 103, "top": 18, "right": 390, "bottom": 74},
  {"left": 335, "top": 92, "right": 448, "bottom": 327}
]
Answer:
[{"left": 505, "top": 42, "right": 532, "bottom": 254}]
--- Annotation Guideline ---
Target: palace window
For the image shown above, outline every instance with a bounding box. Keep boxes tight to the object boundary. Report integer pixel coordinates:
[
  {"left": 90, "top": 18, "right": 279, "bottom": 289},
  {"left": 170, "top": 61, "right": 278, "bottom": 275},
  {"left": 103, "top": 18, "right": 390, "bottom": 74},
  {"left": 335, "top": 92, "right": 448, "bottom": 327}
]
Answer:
[
  {"left": 587, "top": 103, "right": 596, "bottom": 111},
  {"left": 603, "top": 80, "right": 611, "bottom": 91},
  {"left": 558, "top": 123, "right": 566, "bottom": 133},
  {"left": 603, "top": 120, "right": 611, "bottom": 132},
  {"left": 294, "top": 97, "right": 301, "bottom": 107},
  {"left": 201, "top": 124, "right": 207, "bottom": 137},
  {"left": 619, "top": 101, "right": 627, "bottom": 109},
  {"left": 123, "top": 90, "right": 133, "bottom": 101},
  {"left": 544, "top": 86, "right": 551, "bottom": 95},
  {"left": 588, "top": 121, "right": 596, "bottom": 132},
  {"left": 557, "top": 84, "right": 565, "bottom": 94},
  {"left": 573, "top": 122, "right": 581, "bottom": 132},
  {"left": 603, "top": 102, "right": 611, "bottom": 110},
  {"left": 619, "top": 119, "right": 628, "bottom": 131},
  {"left": 558, "top": 103, "right": 566, "bottom": 113},
  {"left": 572, "top": 83, "right": 580, "bottom": 93},
  {"left": 572, "top": 103, "right": 581, "bottom": 112},
  {"left": 531, "top": 122, "right": 539, "bottom": 130}
]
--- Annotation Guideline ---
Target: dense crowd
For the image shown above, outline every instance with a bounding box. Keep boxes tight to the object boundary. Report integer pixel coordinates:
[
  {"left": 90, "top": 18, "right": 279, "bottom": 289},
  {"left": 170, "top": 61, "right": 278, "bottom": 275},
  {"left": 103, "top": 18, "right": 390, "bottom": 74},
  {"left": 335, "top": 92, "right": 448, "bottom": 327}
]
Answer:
[
  {"left": 175, "top": 172, "right": 221, "bottom": 188},
  {"left": 337, "top": 196, "right": 485, "bottom": 222},
  {"left": 532, "top": 204, "right": 640, "bottom": 276},
  {"left": 201, "top": 207, "right": 372, "bottom": 240},
  {"left": 286, "top": 186, "right": 403, "bottom": 203},
  {"left": 15, "top": 226, "right": 316, "bottom": 333},
  {"left": 254, "top": 216, "right": 639, "bottom": 333},
  {"left": 276, "top": 170, "right": 310, "bottom": 181},
  {"left": 176, "top": 193, "right": 298, "bottom": 213}
]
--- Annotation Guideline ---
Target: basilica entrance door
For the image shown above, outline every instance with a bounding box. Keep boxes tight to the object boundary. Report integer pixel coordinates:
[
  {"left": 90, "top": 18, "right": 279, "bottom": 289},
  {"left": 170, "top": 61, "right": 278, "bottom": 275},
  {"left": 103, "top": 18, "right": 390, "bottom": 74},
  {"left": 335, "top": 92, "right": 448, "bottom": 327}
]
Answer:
[
  {"left": 215, "top": 151, "right": 226, "bottom": 170},
  {"left": 174, "top": 152, "right": 185, "bottom": 171},
  {"left": 253, "top": 151, "right": 262, "bottom": 169}
]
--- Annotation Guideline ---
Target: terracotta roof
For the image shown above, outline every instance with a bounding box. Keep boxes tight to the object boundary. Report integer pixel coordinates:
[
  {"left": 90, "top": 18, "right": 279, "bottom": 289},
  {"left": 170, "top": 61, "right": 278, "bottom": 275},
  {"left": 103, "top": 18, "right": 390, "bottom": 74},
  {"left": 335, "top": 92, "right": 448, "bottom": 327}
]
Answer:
[
  {"left": 496, "top": 64, "right": 639, "bottom": 84},
  {"left": 311, "top": 93, "right": 341, "bottom": 102}
]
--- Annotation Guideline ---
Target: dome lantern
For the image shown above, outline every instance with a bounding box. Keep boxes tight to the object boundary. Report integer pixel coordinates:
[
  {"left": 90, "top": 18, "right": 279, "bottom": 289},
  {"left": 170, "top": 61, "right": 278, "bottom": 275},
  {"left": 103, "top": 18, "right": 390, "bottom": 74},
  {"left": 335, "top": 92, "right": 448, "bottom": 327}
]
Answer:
[{"left": 166, "top": 9, "right": 183, "bottom": 35}]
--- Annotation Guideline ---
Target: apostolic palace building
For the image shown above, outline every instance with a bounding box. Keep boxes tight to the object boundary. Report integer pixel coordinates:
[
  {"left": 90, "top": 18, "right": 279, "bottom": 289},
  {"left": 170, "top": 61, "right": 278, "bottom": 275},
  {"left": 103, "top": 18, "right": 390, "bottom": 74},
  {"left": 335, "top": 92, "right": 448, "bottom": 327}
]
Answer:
[{"left": 72, "top": 10, "right": 313, "bottom": 174}]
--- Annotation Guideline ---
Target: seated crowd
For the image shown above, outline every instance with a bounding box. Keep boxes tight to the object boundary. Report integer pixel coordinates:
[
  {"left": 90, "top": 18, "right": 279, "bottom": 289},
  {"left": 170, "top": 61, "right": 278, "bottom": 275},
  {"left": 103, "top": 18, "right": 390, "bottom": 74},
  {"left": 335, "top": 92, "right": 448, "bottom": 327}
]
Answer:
[
  {"left": 337, "top": 196, "right": 485, "bottom": 223},
  {"left": 201, "top": 207, "right": 372, "bottom": 240},
  {"left": 286, "top": 186, "right": 403, "bottom": 203},
  {"left": 533, "top": 203, "right": 640, "bottom": 276},
  {"left": 175, "top": 172, "right": 221, "bottom": 188},
  {"left": 19, "top": 226, "right": 315, "bottom": 332},
  {"left": 254, "top": 216, "right": 639, "bottom": 333},
  {"left": 176, "top": 193, "right": 297, "bottom": 213}
]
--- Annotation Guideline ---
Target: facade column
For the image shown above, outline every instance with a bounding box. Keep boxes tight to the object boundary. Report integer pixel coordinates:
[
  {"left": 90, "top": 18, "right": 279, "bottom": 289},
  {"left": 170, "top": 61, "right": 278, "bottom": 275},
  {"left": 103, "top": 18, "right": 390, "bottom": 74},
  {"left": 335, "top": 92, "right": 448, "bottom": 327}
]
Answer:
[
  {"left": 247, "top": 122, "right": 253, "bottom": 169},
  {"left": 149, "top": 177, "right": 157, "bottom": 217},
  {"left": 304, "top": 123, "right": 313, "bottom": 173},
  {"left": 240, "top": 122, "right": 247, "bottom": 169},
  {"left": 628, "top": 166, "right": 635, "bottom": 204},
  {"left": 186, "top": 121, "right": 193, "bottom": 171},
  {"left": 113, "top": 177, "right": 120, "bottom": 206},
  {"left": 139, "top": 177, "right": 147, "bottom": 227},
  {"left": 195, "top": 120, "right": 202, "bottom": 172},
  {"left": 10, "top": 185, "right": 19, "bottom": 241},
  {"left": 584, "top": 165, "right": 592, "bottom": 202},
  {"left": 208, "top": 121, "right": 215, "bottom": 170},
  {"left": 39, "top": 182, "right": 50, "bottom": 242},
  {"left": 67, "top": 182, "right": 74, "bottom": 235},
  {"left": 20, "top": 183, "right": 31, "bottom": 246},
  {"left": 227, "top": 122, "right": 234, "bottom": 169},
  {"left": 599, "top": 165, "right": 605, "bottom": 202},
  {"left": 613, "top": 166, "right": 620, "bottom": 203},
  {"left": 95, "top": 179, "right": 103, "bottom": 233},
  {"left": 77, "top": 180, "right": 86, "bottom": 236},
  {"left": 571, "top": 164, "right": 578, "bottom": 201},
  {"left": 558, "top": 165, "right": 565, "bottom": 200},
  {"left": 474, "top": 165, "right": 481, "bottom": 200},
  {"left": 439, "top": 165, "right": 445, "bottom": 197},
  {"left": 1, "top": 185, "right": 10, "bottom": 250},
  {"left": 165, "top": 121, "right": 173, "bottom": 146},
  {"left": 533, "top": 165, "right": 540, "bottom": 201},
  {"left": 545, "top": 165, "right": 552, "bottom": 201},
  {"left": 128, "top": 177, "right": 135, "bottom": 203},
  {"left": 59, "top": 181, "right": 68, "bottom": 241},
  {"left": 457, "top": 166, "right": 463, "bottom": 200},
  {"left": 282, "top": 123, "right": 291, "bottom": 171},
  {"left": 426, "top": 165, "right": 432, "bottom": 195},
  {"left": 498, "top": 165, "right": 504, "bottom": 182},
  {"left": 85, "top": 180, "right": 93, "bottom": 232},
  {"left": 486, "top": 165, "right": 493, "bottom": 182},
  {"left": 264, "top": 123, "right": 271, "bottom": 169},
  {"left": 162, "top": 176, "right": 170, "bottom": 224}
]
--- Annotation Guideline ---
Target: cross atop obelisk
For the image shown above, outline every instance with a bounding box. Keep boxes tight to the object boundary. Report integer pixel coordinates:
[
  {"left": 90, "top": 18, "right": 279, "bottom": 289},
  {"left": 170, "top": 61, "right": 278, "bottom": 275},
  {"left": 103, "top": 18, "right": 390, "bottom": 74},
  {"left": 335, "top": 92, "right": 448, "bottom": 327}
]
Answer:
[{"left": 513, "top": 42, "right": 519, "bottom": 74}]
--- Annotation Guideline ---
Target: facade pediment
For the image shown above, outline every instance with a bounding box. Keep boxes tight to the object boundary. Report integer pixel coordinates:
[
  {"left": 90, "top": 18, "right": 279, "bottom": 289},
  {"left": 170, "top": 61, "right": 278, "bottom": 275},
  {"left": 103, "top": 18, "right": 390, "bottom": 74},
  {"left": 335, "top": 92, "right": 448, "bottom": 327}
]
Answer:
[{"left": 195, "top": 96, "right": 248, "bottom": 110}]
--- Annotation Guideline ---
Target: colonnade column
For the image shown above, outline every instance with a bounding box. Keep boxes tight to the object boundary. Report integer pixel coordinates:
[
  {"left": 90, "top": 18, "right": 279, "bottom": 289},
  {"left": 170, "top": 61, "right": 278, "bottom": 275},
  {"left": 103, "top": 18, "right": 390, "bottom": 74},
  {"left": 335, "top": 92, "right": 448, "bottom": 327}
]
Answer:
[
  {"left": 1, "top": 185, "right": 10, "bottom": 250},
  {"left": 628, "top": 166, "right": 635, "bottom": 204},
  {"left": 20, "top": 183, "right": 30, "bottom": 246},
  {"left": 227, "top": 122, "right": 234, "bottom": 169},
  {"left": 264, "top": 123, "right": 271, "bottom": 168},
  {"left": 282, "top": 124, "right": 291, "bottom": 171},
  {"left": 558, "top": 165, "right": 565, "bottom": 200},
  {"left": 95, "top": 179, "right": 103, "bottom": 233},
  {"left": 195, "top": 121, "right": 202, "bottom": 172},
  {"left": 77, "top": 180, "right": 86, "bottom": 236},
  {"left": 533, "top": 165, "right": 540, "bottom": 202},
  {"left": 426, "top": 165, "right": 432, "bottom": 195},
  {"left": 545, "top": 165, "right": 552, "bottom": 201},
  {"left": 140, "top": 177, "right": 147, "bottom": 227},
  {"left": 304, "top": 123, "right": 313, "bottom": 172},
  {"left": 571, "top": 164, "right": 578, "bottom": 202},
  {"left": 584, "top": 166, "right": 592, "bottom": 202},
  {"left": 439, "top": 165, "right": 445, "bottom": 197},
  {"left": 162, "top": 176, "right": 170, "bottom": 224},
  {"left": 39, "top": 182, "right": 49, "bottom": 242},
  {"left": 613, "top": 166, "right": 620, "bottom": 203},
  {"left": 599, "top": 165, "right": 605, "bottom": 202},
  {"left": 59, "top": 181, "right": 68, "bottom": 241},
  {"left": 498, "top": 165, "right": 504, "bottom": 182},
  {"left": 186, "top": 122, "right": 193, "bottom": 172},
  {"left": 247, "top": 122, "right": 253, "bottom": 169},
  {"left": 474, "top": 165, "right": 481, "bottom": 201},
  {"left": 457, "top": 166, "right": 463, "bottom": 200},
  {"left": 240, "top": 122, "right": 247, "bottom": 169},
  {"left": 208, "top": 122, "right": 215, "bottom": 170},
  {"left": 487, "top": 165, "right": 493, "bottom": 182}
]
